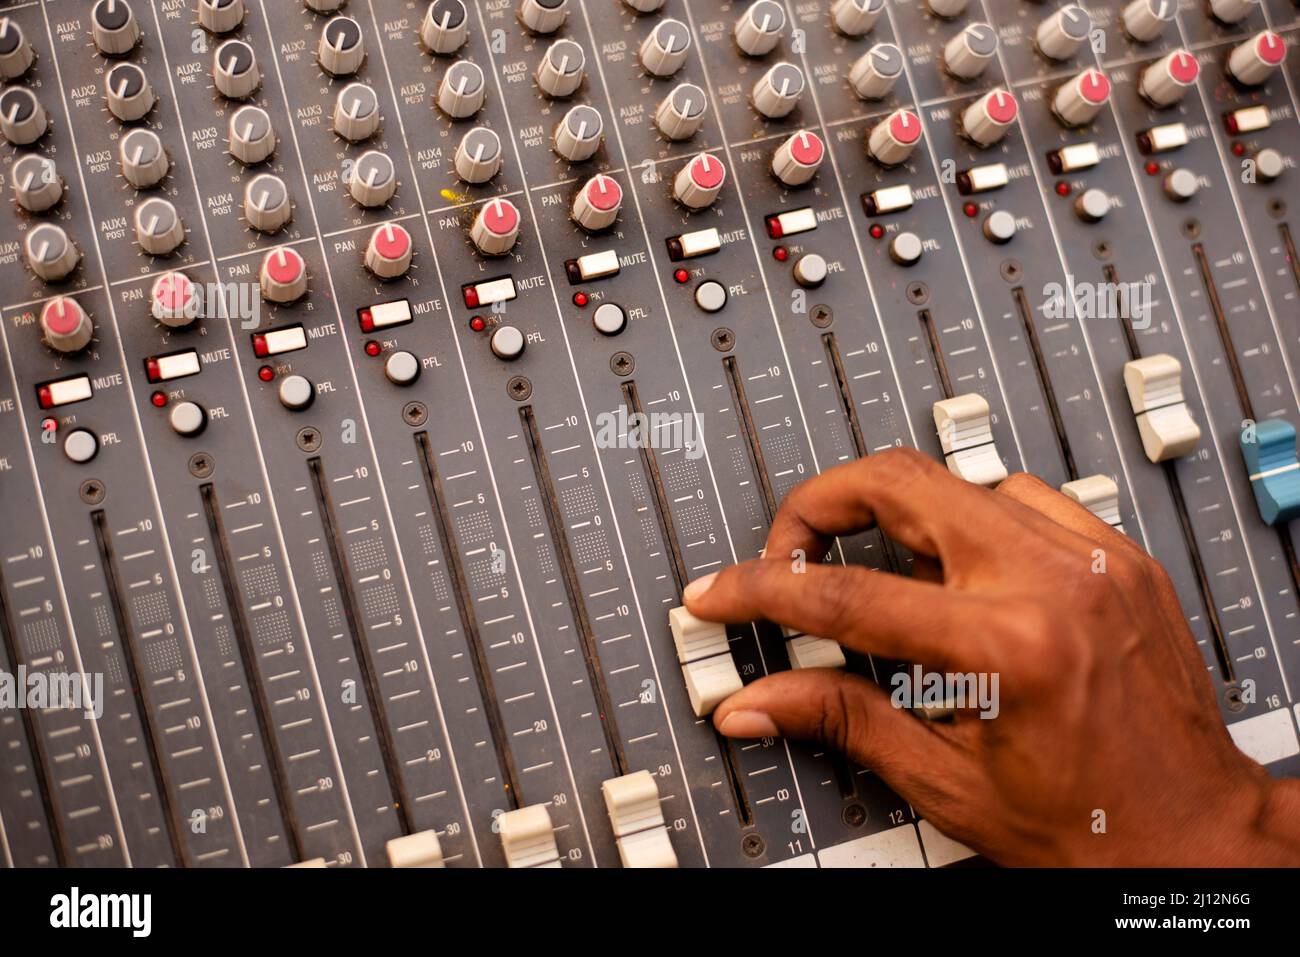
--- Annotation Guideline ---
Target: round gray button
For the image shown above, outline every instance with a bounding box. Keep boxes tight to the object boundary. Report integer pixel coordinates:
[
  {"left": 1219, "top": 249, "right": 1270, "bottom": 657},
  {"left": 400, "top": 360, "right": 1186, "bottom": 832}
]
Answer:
[
  {"left": 490, "top": 324, "right": 525, "bottom": 360},
  {"left": 694, "top": 280, "right": 727, "bottom": 313},
  {"left": 982, "top": 209, "right": 1016, "bottom": 243},
  {"left": 1254, "top": 148, "right": 1283, "bottom": 182},
  {"left": 278, "top": 374, "right": 315, "bottom": 411},
  {"left": 384, "top": 350, "right": 421, "bottom": 385},
  {"left": 1074, "top": 187, "right": 1109, "bottom": 223},
  {"left": 889, "top": 231, "right": 923, "bottom": 266},
  {"left": 793, "top": 253, "right": 827, "bottom": 288},
  {"left": 1163, "top": 168, "right": 1198, "bottom": 202},
  {"left": 168, "top": 401, "right": 207, "bottom": 437},
  {"left": 63, "top": 428, "right": 99, "bottom": 464},
  {"left": 592, "top": 302, "right": 626, "bottom": 335}
]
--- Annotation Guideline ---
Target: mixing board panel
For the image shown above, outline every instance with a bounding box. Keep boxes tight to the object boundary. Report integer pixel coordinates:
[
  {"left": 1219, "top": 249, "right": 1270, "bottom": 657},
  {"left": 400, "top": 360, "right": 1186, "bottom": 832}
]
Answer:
[{"left": 0, "top": 0, "right": 1297, "bottom": 869}]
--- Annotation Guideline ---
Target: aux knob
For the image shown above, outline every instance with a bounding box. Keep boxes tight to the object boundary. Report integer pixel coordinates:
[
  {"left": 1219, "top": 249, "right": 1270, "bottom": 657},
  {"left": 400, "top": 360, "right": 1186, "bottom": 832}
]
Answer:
[
  {"left": 151, "top": 271, "right": 202, "bottom": 328},
  {"left": 12, "top": 155, "right": 63, "bottom": 213},
  {"left": 422, "top": 1, "right": 469, "bottom": 54},
  {"left": 1227, "top": 32, "right": 1286, "bottom": 86},
  {"left": 1209, "top": 0, "right": 1257, "bottom": 24},
  {"left": 436, "top": 60, "right": 486, "bottom": 118},
  {"left": 1121, "top": 0, "right": 1176, "bottom": 42},
  {"left": 1052, "top": 68, "right": 1110, "bottom": 127},
  {"left": 536, "top": 39, "right": 585, "bottom": 98},
  {"left": 926, "top": 0, "right": 969, "bottom": 19},
  {"left": 849, "top": 43, "right": 903, "bottom": 100},
  {"left": 867, "top": 108, "right": 922, "bottom": 166},
  {"left": 260, "top": 246, "right": 308, "bottom": 304},
  {"left": 640, "top": 19, "right": 691, "bottom": 77},
  {"left": 1036, "top": 5, "right": 1091, "bottom": 61},
  {"left": 962, "top": 88, "right": 1017, "bottom": 146},
  {"left": 335, "top": 82, "right": 381, "bottom": 141},
  {"left": 944, "top": 23, "right": 998, "bottom": 81},
  {"left": 349, "top": 150, "right": 398, "bottom": 207},
  {"left": 0, "top": 87, "right": 47, "bottom": 146},
  {"left": 25, "top": 223, "right": 80, "bottom": 282},
  {"left": 214, "top": 39, "right": 260, "bottom": 99},
  {"left": 119, "top": 127, "right": 170, "bottom": 187},
  {"left": 40, "top": 298, "right": 93, "bottom": 354},
  {"left": 471, "top": 198, "right": 521, "bottom": 256},
  {"left": 1138, "top": 50, "right": 1198, "bottom": 107},
  {"left": 623, "top": 0, "right": 666, "bottom": 11},
  {"left": 572, "top": 174, "right": 622, "bottom": 232},
  {"left": 135, "top": 197, "right": 185, "bottom": 256},
  {"left": 734, "top": 1, "right": 785, "bottom": 57},
  {"left": 771, "top": 130, "right": 824, "bottom": 187},
  {"left": 92, "top": 0, "right": 141, "bottom": 56},
  {"left": 553, "top": 104, "right": 603, "bottom": 161},
  {"left": 105, "top": 62, "right": 155, "bottom": 122},
  {"left": 673, "top": 152, "right": 726, "bottom": 209},
  {"left": 751, "top": 62, "right": 804, "bottom": 118},
  {"left": 518, "top": 0, "right": 568, "bottom": 35},
  {"left": 199, "top": 0, "right": 245, "bottom": 35},
  {"left": 0, "top": 17, "right": 36, "bottom": 80},
  {"left": 229, "top": 104, "right": 276, "bottom": 164},
  {"left": 364, "top": 222, "right": 414, "bottom": 279},
  {"left": 831, "top": 0, "right": 885, "bottom": 37},
  {"left": 454, "top": 126, "right": 503, "bottom": 183},
  {"left": 305, "top": 0, "right": 347, "bottom": 12},
  {"left": 244, "top": 173, "right": 292, "bottom": 233},
  {"left": 319, "top": 17, "right": 366, "bottom": 77},
  {"left": 654, "top": 83, "right": 707, "bottom": 140}
]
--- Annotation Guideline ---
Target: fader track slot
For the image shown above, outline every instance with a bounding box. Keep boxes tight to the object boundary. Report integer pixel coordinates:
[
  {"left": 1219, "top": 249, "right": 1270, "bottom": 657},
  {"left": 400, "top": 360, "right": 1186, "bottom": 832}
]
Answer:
[
  {"left": 1013, "top": 288, "right": 1077, "bottom": 481},
  {"left": 1281, "top": 225, "right": 1300, "bottom": 304},
  {"left": 918, "top": 310, "right": 955, "bottom": 400},
  {"left": 722, "top": 357, "right": 778, "bottom": 523}
]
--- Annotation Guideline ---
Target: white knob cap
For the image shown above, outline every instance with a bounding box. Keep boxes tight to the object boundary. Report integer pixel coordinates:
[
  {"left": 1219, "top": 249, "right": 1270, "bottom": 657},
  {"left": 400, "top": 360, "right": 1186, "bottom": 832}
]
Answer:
[
  {"left": 1052, "top": 68, "right": 1110, "bottom": 126},
  {"left": 1074, "top": 187, "right": 1110, "bottom": 222},
  {"left": 25, "top": 223, "right": 80, "bottom": 282},
  {"left": 793, "top": 253, "right": 829, "bottom": 287},
  {"left": 470, "top": 198, "right": 521, "bottom": 255},
  {"left": 654, "top": 82, "right": 707, "bottom": 140},
  {"left": 278, "top": 374, "right": 315, "bottom": 411},
  {"left": 214, "top": 39, "right": 260, "bottom": 99},
  {"left": 168, "top": 401, "right": 208, "bottom": 437},
  {"left": 92, "top": 0, "right": 141, "bottom": 56},
  {"left": 490, "top": 324, "right": 526, "bottom": 360},
  {"left": 436, "top": 59, "right": 486, "bottom": 118},
  {"left": 244, "top": 173, "right": 292, "bottom": 233},
  {"left": 364, "top": 222, "right": 414, "bottom": 278},
  {"left": 1252, "top": 147, "right": 1284, "bottom": 182},
  {"left": 105, "top": 62, "right": 155, "bottom": 122},
  {"left": 305, "top": 0, "right": 347, "bottom": 11},
  {"left": 1121, "top": 0, "right": 1176, "bottom": 42},
  {"left": 0, "top": 18, "right": 36, "bottom": 80},
  {"left": 11, "top": 155, "right": 63, "bottom": 213},
  {"left": 349, "top": 150, "right": 397, "bottom": 207},
  {"left": 40, "top": 297, "right": 93, "bottom": 353},
  {"left": 592, "top": 302, "right": 626, "bottom": 335},
  {"left": 1162, "top": 167, "right": 1198, "bottom": 201},
  {"left": 961, "top": 88, "right": 1017, "bottom": 146},
  {"left": 751, "top": 61, "right": 804, "bottom": 118},
  {"left": 384, "top": 350, "right": 421, "bottom": 385},
  {"left": 572, "top": 173, "right": 622, "bottom": 231},
  {"left": 453, "top": 126, "right": 503, "bottom": 182},
  {"left": 0, "top": 87, "right": 47, "bottom": 145},
  {"left": 518, "top": 0, "right": 568, "bottom": 34},
  {"left": 229, "top": 104, "right": 276, "bottom": 164},
  {"left": 151, "top": 271, "right": 202, "bottom": 327},
  {"left": 199, "top": 0, "right": 245, "bottom": 34},
  {"left": 622, "top": 0, "right": 665, "bottom": 11},
  {"left": 734, "top": 1, "right": 785, "bottom": 56},
  {"left": 63, "top": 429, "right": 99, "bottom": 464},
  {"left": 135, "top": 197, "right": 185, "bottom": 256},
  {"left": 1227, "top": 31, "right": 1286, "bottom": 86},
  {"left": 1209, "top": 0, "right": 1257, "bottom": 24},
  {"left": 334, "top": 82, "right": 381, "bottom": 141},
  {"left": 319, "top": 16, "right": 366, "bottom": 77},
  {"left": 849, "top": 42, "right": 903, "bottom": 99},
  {"left": 552, "top": 104, "right": 603, "bottom": 161},
  {"left": 1036, "top": 5, "right": 1091, "bottom": 61},
  {"left": 119, "top": 127, "right": 170, "bottom": 187},
  {"left": 944, "top": 23, "right": 998, "bottom": 80},
  {"left": 832, "top": 0, "right": 885, "bottom": 36},
  {"left": 536, "top": 39, "right": 585, "bottom": 97},
  {"left": 867, "top": 108, "right": 922, "bottom": 165},
  {"left": 422, "top": 1, "right": 468, "bottom": 54},
  {"left": 1138, "top": 49, "right": 1198, "bottom": 107},
  {"left": 771, "top": 129, "right": 824, "bottom": 186},
  {"left": 889, "top": 231, "right": 923, "bottom": 266},
  {"left": 640, "top": 18, "right": 691, "bottom": 77},
  {"left": 260, "top": 246, "right": 308, "bottom": 303},
  {"left": 673, "top": 152, "right": 726, "bottom": 209},
  {"left": 925, "top": 0, "right": 969, "bottom": 19}
]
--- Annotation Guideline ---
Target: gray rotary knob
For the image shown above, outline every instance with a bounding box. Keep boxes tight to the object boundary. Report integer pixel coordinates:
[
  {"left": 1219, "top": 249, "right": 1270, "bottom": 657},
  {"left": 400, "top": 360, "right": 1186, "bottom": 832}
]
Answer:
[
  {"left": 623, "top": 0, "right": 665, "bottom": 10},
  {"left": 260, "top": 246, "right": 308, "bottom": 303},
  {"left": 751, "top": 61, "right": 804, "bottom": 118},
  {"left": 92, "top": 0, "right": 141, "bottom": 56},
  {"left": 1121, "top": 0, "right": 1175, "bottom": 43},
  {"left": 925, "top": 0, "right": 968, "bottom": 18},
  {"left": 1209, "top": 0, "right": 1257, "bottom": 24},
  {"left": 453, "top": 126, "right": 503, "bottom": 183},
  {"left": 135, "top": 196, "right": 185, "bottom": 255},
  {"left": 470, "top": 197, "right": 520, "bottom": 255},
  {"left": 229, "top": 104, "right": 276, "bottom": 164},
  {"left": 1036, "top": 5, "right": 1091, "bottom": 61},
  {"left": 334, "top": 81, "right": 381, "bottom": 140},
  {"left": 436, "top": 60, "right": 485, "bottom": 118},
  {"left": 831, "top": 0, "right": 885, "bottom": 37},
  {"left": 944, "top": 23, "right": 997, "bottom": 80},
  {"left": 489, "top": 324, "right": 525, "bottom": 360},
  {"left": 1052, "top": 68, "right": 1110, "bottom": 126},
  {"left": 11, "top": 155, "right": 63, "bottom": 213},
  {"left": 654, "top": 82, "right": 706, "bottom": 140},
  {"left": 199, "top": 0, "right": 245, "bottom": 34},
  {"left": 734, "top": 1, "right": 785, "bottom": 57},
  {"left": 1227, "top": 32, "right": 1287, "bottom": 87},
  {"left": 1138, "top": 49, "right": 1198, "bottom": 107},
  {"left": 349, "top": 150, "right": 397, "bottom": 207},
  {"left": 422, "top": 1, "right": 469, "bottom": 54},
  {"left": 278, "top": 374, "right": 315, "bottom": 411},
  {"left": 105, "top": 62, "right": 155, "bottom": 122},
  {"left": 150, "top": 271, "right": 202, "bottom": 327},
  {"left": 672, "top": 152, "right": 725, "bottom": 209},
  {"left": 772, "top": 129, "right": 824, "bottom": 186},
  {"left": 961, "top": 88, "right": 1017, "bottom": 146},
  {"left": 40, "top": 297, "right": 93, "bottom": 353},
  {"left": 0, "top": 87, "right": 47, "bottom": 146},
  {"left": 319, "top": 16, "right": 365, "bottom": 77},
  {"left": 25, "top": 223, "right": 80, "bottom": 282},
  {"left": 244, "top": 173, "right": 292, "bottom": 233},
  {"left": 639, "top": 19, "right": 691, "bottom": 77},
  {"left": 214, "top": 39, "right": 260, "bottom": 99},
  {"left": 305, "top": 0, "right": 347, "bottom": 11},
  {"left": 518, "top": 0, "right": 568, "bottom": 35},
  {"left": 552, "top": 104, "right": 602, "bottom": 161},
  {"left": 849, "top": 42, "right": 903, "bottom": 99},
  {"left": 536, "top": 39, "right": 585, "bottom": 98},
  {"left": 867, "top": 108, "right": 922, "bottom": 165},
  {"left": 572, "top": 173, "right": 621, "bottom": 231},
  {"left": 364, "top": 222, "right": 413, "bottom": 278},
  {"left": 384, "top": 350, "right": 421, "bottom": 385},
  {"left": 119, "top": 127, "right": 169, "bottom": 187},
  {"left": 0, "top": 18, "right": 35, "bottom": 80}
]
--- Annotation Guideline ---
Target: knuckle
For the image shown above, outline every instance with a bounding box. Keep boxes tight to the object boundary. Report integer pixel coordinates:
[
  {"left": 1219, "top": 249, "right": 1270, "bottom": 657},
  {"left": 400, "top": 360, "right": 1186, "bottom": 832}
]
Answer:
[{"left": 815, "top": 676, "right": 858, "bottom": 755}]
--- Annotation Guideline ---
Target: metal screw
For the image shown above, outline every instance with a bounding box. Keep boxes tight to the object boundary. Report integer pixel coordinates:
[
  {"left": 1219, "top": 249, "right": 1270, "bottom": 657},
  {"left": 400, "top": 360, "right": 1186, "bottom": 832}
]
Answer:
[
  {"left": 809, "top": 304, "right": 833, "bottom": 328},
  {"left": 1224, "top": 684, "right": 1246, "bottom": 713},
  {"left": 296, "top": 427, "right": 321, "bottom": 453},
  {"left": 999, "top": 259, "right": 1022, "bottom": 283},
  {"left": 1181, "top": 218, "right": 1201, "bottom": 239},
  {"left": 741, "top": 833, "right": 766, "bottom": 858},
  {"left": 403, "top": 401, "right": 428, "bottom": 427},
  {"left": 79, "top": 479, "right": 105, "bottom": 505},
  {"left": 188, "top": 453, "right": 214, "bottom": 478},
  {"left": 507, "top": 375, "right": 532, "bottom": 401},
  {"left": 1092, "top": 239, "right": 1112, "bottom": 261},
  {"left": 905, "top": 281, "right": 929, "bottom": 305},
  {"left": 610, "top": 352, "right": 634, "bottom": 376},
  {"left": 842, "top": 803, "right": 867, "bottom": 828},
  {"left": 710, "top": 327, "right": 734, "bottom": 353}
]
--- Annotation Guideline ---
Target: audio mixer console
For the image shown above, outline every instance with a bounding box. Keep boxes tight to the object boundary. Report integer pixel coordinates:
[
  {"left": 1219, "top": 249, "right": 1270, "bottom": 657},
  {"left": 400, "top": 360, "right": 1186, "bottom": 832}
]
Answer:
[{"left": 0, "top": 0, "right": 1298, "bottom": 869}]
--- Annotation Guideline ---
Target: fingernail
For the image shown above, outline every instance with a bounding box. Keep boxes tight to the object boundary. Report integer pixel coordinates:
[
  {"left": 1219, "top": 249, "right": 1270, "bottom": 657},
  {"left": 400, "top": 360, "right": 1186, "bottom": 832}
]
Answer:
[
  {"left": 683, "top": 572, "right": 718, "bottom": 603},
  {"left": 717, "top": 710, "right": 779, "bottom": 739}
]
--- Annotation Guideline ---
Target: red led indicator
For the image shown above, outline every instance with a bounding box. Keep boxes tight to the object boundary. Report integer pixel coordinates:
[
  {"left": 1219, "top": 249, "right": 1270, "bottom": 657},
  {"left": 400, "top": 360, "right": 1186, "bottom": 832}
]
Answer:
[
  {"left": 573, "top": 292, "right": 589, "bottom": 307},
  {"left": 40, "top": 417, "right": 57, "bottom": 433},
  {"left": 1145, "top": 161, "right": 1159, "bottom": 175},
  {"left": 469, "top": 315, "right": 487, "bottom": 332},
  {"left": 150, "top": 391, "right": 167, "bottom": 408},
  {"left": 257, "top": 365, "right": 275, "bottom": 382},
  {"left": 1231, "top": 142, "right": 1245, "bottom": 156},
  {"left": 364, "top": 340, "right": 381, "bottom": 357},
  {"left": 963, "top": 202, "right": 978, "bottom": 218},
  {"left": 673, "top": 268, "right": 689, "bottom": 284},
  {"left": 869, "top": 224, "right": 885, "bottom": 240},
  {"left": 773, "top": 246, "right": 788, "bottom": 262},
  {"left": 1055, "top": 181, "right": 1071, "bottom": 196}
]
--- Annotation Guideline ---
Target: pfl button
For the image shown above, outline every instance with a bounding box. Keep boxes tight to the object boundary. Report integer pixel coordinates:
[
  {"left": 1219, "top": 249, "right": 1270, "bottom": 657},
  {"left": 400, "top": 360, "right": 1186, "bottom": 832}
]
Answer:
[{"left": 63, "top": 428, "right": 99, "bottom": 464}]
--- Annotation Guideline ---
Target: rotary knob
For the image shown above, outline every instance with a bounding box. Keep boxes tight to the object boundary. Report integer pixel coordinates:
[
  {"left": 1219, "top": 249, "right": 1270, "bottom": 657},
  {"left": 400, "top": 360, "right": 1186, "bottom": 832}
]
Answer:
[
  {"left": 1121, "top": 0, "right": 1176, "bottom": 42},
  {"left": 654, "top": 82, "right": 707, "bottom": 140},
  {"left": 832, "top": 0, "right": 885, "bottom": 37},
  {"left": 244, "top": 173, "right": 292, "bottom": 233},
  {"left": 1227, "top": 32, "right": 1286, "bottom": 87},
  {"left": 639, "top": 19, "right": 691, "bottom": 77},
  {"left": 92, "top": 0, "right": 141, "bottom": 56},
  {"left": 260, "top": 246, "right": 308, "bottom": 303},
  {"left": 168, "top": 401, "right": 207, "bottom": 438},
  {"left": 334, "top": 82, "right": 381, "bottom": 141},
  {"left": 623, "top": 0, "right": 665, "bottom": 11},
  {"left": 25, "top": 223, "right": 80, "bottom": 281},
  {"left": 673, "top": 152, "right": 726, "bottom": 209},
  {"left": 925, "top": 0, "right": 969, "bottom": 19},
  {"left": 552, "top": 104, "right": 603, "bottom": 162},
  {"left": 135, "top": 197, "right": 185, "bottom": 256},
  {"left": 214, "top": 39, "right": 260, "bottom": 100},
  {"left": 11, "top": 155, "right": 63, "bottom": 213},
  {"left": 0, "top": 87, "right": 47, "bottom": 146},
  {"left": 1074, "top": 187, "right": 1109, "bottom": 222},
  {"left": 867, "top": 108, "right": 922, "bottom": 166},
  {"left": 962, "top": 88, "right": 1017, "bottom": 146},
  {"left": 199, "top": 0, "right": 245, "bottom": 34},
  {"left": 349, "top": 150, "right": 397, "bottom": 207},
  {"left": 849, "top": 43, "right": 904, "bottom": 100},
  {"left": 384, "top": 350, "right": 421, "bottom": 385},
  {"left": 364, "top": 222, "right": 414, "bottom": 279},
  {"left": 229, "top": 104, "right": 276, "bottom": 164},
  {"left": 1052, "top": 68, "right": 1110, "bottom": 127},
  {"left": 119, "top": 127, "right": 169, "bottom": 187},
  {"left": 1138, "top": 50, "right": 1198, "bottom": 107},
  {"left": 944, "top": 23, "right": 998, "bottom": 81},
  {"left": 1209, "top": 0, "right": 1257, "bottom": 24},
  {"left": 105, "top": 62, "right": 155, "bottom": 122},
  {"left": 305, "top": 0, "right": 347, "bottom": 11},
  {"left": 436, "top": 60, "right": 486, "bottom": 118},
  {"left": 151, "top": 271, "right": 202, "bottom": 327},
  {"left": 470, "top": 198, "right": 520, "bottom": 256},
  {"left": 518, "top": 0, "right": 568, "bottom": 35},
  {"left": 422, "top": 1, "right": 469, "bottom": 54},
  {"left": 572, "top": 173, "right": 621, "bottom": 231},
  {"left": 0, "top": 17, "right": 35, "bottom": 80},
  {"left": 453, "top": 126, "right": 503, "bottom": 183},
  {"left": 489, "top": 324, "right": 525, "bottom": 360},
  {"left": 40, "top": 298, "right": 93, "bottom": 353},
  {"left": 278, "top": 374, "right": 315, "bottom": 411},
  {"left": 536, "top": 39, "right": 585, "bottom": 98},
  {"left": 772, "top": 130, "right": 824, "bottom": 186},
  {"left": 751, "top": 62, "right": 804, "bottom": 118},
  {"left": 734, "top": 1, "right": 785, "bottom": 57},
  {"left": 1036, "top": 5, "right": 1091, "bottom": 61},
  {"left": 319, "top": 16, "right": 365, "bottom": 77}
]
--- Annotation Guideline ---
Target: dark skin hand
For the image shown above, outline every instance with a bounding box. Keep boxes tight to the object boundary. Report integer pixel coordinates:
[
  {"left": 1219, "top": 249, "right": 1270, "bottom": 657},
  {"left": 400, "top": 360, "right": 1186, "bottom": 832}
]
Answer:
[{"left": 683, "top": 449, "right": 1300, "bottom": 866}]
